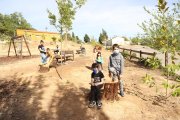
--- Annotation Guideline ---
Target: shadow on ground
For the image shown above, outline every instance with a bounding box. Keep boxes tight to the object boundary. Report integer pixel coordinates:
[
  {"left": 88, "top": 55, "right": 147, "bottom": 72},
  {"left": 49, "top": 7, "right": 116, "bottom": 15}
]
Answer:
[{"left": 0, "top": 73, "right": 109, "bottom": 120}]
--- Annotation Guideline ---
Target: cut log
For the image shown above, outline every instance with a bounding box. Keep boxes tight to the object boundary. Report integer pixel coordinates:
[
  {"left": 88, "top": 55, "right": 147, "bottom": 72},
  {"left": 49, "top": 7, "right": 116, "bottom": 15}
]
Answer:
[{"left": 103, "top": 82, "right": 119, "bottom": 101}]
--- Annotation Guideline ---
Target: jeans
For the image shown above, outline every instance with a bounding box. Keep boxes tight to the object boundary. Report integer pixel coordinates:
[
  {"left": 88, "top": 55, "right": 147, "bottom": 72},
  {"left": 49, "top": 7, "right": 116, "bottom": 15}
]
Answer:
[
  {"left": 119, "top": 79, "right": 124, "bottom": 96},
  {"left": 40, "top": 53, "right": 47, "bottom": 64}
]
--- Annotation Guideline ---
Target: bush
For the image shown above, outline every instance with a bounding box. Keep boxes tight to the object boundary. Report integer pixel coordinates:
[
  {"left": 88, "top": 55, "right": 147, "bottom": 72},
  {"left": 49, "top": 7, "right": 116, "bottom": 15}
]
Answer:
[
  {"left": 121, "top": 51, "right": 129, "bottom": 58},
  {"left": 0, "top": 34, "right": 11, "bottom": 41},
  {"left": 138, "top": 57, "right": 161, "bottom": 69}
]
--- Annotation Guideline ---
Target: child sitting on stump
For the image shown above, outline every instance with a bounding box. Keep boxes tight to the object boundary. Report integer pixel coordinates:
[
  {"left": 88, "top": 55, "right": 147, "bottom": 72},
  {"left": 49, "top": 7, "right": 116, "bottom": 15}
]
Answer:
[{"left": 89, "top": 63, "right": 104, "bottom": 109}]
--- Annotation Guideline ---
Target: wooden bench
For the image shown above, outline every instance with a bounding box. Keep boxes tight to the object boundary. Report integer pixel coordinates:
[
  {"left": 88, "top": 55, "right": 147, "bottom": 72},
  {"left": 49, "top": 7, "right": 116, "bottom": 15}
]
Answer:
[
  {"left": 64, "top": 50, "right": 74, "bottom": 61},
  {"left": 76, "top": 47, "right": 86, "bottom": 55},
  {"left": 54, "top": 50, "right": 74, "bottom": 63}
]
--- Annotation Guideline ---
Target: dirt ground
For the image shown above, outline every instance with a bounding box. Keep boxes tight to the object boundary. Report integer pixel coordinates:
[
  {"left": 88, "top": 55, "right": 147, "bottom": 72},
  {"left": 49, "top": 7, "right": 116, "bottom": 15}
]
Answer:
[{"left": 0, "top": 41, "right": 179, "bottom": 120}]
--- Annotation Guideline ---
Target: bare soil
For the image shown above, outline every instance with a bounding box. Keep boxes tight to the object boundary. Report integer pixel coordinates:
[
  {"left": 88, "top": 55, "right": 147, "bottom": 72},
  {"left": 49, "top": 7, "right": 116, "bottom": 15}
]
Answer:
[{"left": 0, "top": 41, "right": 179, "bottom": 120}]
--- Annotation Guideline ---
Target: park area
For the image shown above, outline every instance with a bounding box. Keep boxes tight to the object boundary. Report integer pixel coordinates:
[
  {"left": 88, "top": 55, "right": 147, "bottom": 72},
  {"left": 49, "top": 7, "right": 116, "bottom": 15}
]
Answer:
[{"left": 0, "top": 40, "right": 179, "bottom": 120}]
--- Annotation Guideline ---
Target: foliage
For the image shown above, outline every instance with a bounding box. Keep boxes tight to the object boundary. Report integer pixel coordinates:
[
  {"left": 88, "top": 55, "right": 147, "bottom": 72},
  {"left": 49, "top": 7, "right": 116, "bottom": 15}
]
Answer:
[
  {"left": 0, "top": 34, "right": 11, "bottom": 41},
  {"left": 0, "top": 12, "right": 33, "bottom": 37},
  {"left": 139, "top": 1, "right": 180, "bottom": 52},
  {"left": 130, "top": 37, "right": 141, "bottom": 45},
  {"left": 84, "top": 34, "right": 90, "bottom": 43},
  {"left": 131, "top": 53, "right": 137, "bottom": 58},
  {"left": 90, "top": 39, "right": 102, "bottom": 47},
  {"left": 162, "top": 82, "right": 180, "bottom": 97},
  {"left": 145, "top": 57, "right": 162, "bottom": 69},
  {"left": 52, "top": 36, "right": 57, "bottom": 43},
  {"left": 121, "top": 51, "right": 129, "bottom": 58},
  {"left": 142, "top": 74, "right": 156, "bottom": 87},
  {"left": 99, "top": 29, "right": 108, "bottom": 44},
  {"left": 138, "top": 57, "right": 161, "bottom": 69},
  {"left": 47, "top": 0, "right": 86, "bottom": 42}
]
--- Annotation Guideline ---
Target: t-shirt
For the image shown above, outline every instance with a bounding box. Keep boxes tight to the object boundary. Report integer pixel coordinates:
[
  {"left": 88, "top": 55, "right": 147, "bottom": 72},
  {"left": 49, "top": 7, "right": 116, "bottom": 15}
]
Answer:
[
  {"left": 38, "top": 45, "right": 46, "bottom": 54},
  {"left": 91, "top": 71, "right": 104, "bottom": 84}
]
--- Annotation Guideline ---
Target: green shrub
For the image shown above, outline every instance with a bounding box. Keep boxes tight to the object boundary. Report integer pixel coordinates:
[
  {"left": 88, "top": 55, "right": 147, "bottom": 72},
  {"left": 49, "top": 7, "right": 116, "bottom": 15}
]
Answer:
[
  {"left": 139, "top": 57, "right": 161, "bottom": 69},
  {"left": 142, "top": 74, "right": 155, "bottom": 87},
  {"left": 121, "top": 51, "right": 129, "bottom": 58}
]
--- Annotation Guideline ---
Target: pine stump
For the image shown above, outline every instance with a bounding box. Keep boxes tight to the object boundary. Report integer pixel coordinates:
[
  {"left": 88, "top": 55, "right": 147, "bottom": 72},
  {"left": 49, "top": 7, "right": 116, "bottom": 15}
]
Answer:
[{"left": 103, "top": 82, "right": 119, "bottom": 101}]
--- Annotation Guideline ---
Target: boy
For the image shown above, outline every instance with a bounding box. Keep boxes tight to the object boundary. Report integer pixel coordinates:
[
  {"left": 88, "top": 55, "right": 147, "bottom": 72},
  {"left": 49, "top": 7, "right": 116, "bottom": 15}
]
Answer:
[
  {"left": 108, "top": 44, "right": 124, "bottom": 97},
  {"left": 89, "top": 63, "right": 104, "bottom": 109},
  {"left": 44, "top": 48, "right": 54, "bottom": 67},
  {"left": 38, "top": 40, "right": 47, "bottom": 64}
]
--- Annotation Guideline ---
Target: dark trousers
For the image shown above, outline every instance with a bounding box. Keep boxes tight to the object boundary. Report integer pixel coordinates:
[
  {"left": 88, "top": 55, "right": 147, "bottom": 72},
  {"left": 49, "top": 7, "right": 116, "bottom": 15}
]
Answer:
[{"left": 89, "top": 85, "right": 102, "bottom": 102}]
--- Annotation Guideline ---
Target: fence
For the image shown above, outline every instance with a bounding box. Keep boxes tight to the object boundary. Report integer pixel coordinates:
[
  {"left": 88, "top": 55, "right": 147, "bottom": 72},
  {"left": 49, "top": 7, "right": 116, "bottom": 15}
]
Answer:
[{"left": 119, "top": 47, "right": 156, "bottom": 60}]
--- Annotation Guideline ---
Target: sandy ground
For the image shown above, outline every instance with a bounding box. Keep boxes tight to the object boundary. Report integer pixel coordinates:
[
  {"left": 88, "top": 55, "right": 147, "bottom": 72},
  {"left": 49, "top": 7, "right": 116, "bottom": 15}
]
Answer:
[{"left": 0, "top": 41, "right": 180, "bottom": 120}]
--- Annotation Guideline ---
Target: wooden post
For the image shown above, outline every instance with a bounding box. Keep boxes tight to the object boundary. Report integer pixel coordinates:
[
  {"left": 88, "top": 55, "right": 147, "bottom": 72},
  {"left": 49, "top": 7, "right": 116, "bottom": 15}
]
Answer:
[
  {"left": 12, "top": 39, "right": 17, "bottom": 56},
  {"left": 140, "top": 50, "right": 142, "bottom": 59},
  {"left": 23, "top": 35, "right": 31, "bottom": 56},
  {"left": 20, "top": 37, "right": 23, "bottom": 58},
  {"left": 8, "top": 40, "right": 12, "bottom": 57},
  {"left": 130, "top": 49, "right": 132, "bottom": 60}
]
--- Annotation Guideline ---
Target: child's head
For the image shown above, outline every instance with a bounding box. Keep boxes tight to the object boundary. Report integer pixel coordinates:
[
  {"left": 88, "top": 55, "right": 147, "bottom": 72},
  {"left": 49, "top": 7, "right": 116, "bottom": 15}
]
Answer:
[
  {"left": 112, "top": 44, "right": 120, "bottom": 54},
  {"left": 112, "top": 44, "right": 119, "bottom": 50},
  {"left": 96, "top": 52, "right": 101, "bottom": 58},
  {"left": 46, "top": 48, "right": 50, "bottom": 52},
  {"left": 40, "top": 40, "right": 44, "bottom": 45},
  {"left": 91, "top": 63, "right": 100, "bottom": 74}
]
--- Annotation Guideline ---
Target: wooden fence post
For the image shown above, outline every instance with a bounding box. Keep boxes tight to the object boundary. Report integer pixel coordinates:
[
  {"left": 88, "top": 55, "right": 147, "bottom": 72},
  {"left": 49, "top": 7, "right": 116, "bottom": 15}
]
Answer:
[
  {"left": 130, "top": 49, "right": 132, "bottom": 60},
  {"left": 140, "top": 50, "right": 142, "bottom": 59}
]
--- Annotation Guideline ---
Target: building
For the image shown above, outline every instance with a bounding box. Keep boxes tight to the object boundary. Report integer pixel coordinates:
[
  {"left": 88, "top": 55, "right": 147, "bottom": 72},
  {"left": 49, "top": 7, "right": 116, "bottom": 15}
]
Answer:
[
  {"left": 16, "top": 29, "right": 61, "bottom": 41},
  {"left": 105, "top": 36, "right": 130, "bottom": 46}
]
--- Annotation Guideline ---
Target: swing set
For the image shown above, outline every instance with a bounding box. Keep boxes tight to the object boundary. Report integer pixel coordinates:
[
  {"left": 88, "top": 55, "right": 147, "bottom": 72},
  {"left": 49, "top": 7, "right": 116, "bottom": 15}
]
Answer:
[{"left": 8, "top": 35, "right": 31, "bottom": 58}]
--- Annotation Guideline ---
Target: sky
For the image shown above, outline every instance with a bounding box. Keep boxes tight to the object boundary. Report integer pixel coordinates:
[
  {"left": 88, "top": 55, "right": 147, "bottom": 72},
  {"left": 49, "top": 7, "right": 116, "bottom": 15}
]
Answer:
[{"left": 0, "top": 0, "right": 178, "bottom": 40}]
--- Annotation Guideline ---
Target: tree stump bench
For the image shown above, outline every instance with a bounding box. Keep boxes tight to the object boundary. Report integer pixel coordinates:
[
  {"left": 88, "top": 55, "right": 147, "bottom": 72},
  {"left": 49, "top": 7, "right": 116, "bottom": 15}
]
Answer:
[{"left": 102, "top": 82, "right": 119, "bottom": 101}]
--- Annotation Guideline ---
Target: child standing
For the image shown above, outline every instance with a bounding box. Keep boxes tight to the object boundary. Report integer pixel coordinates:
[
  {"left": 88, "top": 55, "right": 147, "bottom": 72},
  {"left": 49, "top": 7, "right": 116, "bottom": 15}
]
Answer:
[
  {"left": 108, "top": 44, "right": 124, "bottom": 97},
  {"left": 38, "top": 40, "right": 47, "bottom": 64},
  {"left": 89, "top": 63, "right": 104, "bottom": 109},
  {"left": 96, "top": 52, "right": 103, "bottom": 70}
]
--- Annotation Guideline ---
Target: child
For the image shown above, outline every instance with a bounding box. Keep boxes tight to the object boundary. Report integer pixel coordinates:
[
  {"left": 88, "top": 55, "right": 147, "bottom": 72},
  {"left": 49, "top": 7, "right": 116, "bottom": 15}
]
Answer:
[
  {"left": 108, "top": 44, "right": 124, "bottom": 97},
  {"left": 38, "top": 40, "right": 46, "bottom": 64},
  {"left": 89, "top": 63, "right": 104, "bottom": 109},
  {"left": 44, "top": 48, "right": 54, "bottom": 67},
  {"left": 96, "top": 52, "right": 103, "bottom": 70}
]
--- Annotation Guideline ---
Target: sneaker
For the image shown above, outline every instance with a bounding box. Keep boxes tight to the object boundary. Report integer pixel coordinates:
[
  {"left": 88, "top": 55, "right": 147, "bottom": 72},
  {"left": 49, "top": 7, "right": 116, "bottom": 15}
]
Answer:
[
  {"left": 96, "top": 101, "right": 102, "bottom": 109},
  {"left": 120, "top": 92, "right": 124, "bottom": 97},
  {"left": 88, "top": 101, "right": 96, "bottom": 108}
]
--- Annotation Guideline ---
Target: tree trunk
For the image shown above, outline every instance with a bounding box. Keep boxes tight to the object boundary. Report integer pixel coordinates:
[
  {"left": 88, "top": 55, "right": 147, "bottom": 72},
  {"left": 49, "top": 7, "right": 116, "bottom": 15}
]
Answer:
[
  {"left": 165, "top": 51, "right": 168, "bottom": 66},
  {"left": 103, "top": 82, "right": 119, "bottom": 101}
]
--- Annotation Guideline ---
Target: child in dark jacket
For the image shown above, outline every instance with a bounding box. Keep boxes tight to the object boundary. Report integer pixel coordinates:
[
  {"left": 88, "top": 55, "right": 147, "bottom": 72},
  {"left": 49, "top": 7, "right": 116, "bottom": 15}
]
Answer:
[{"left": 89, "top": 63, "right": 104, "bottom": 109}]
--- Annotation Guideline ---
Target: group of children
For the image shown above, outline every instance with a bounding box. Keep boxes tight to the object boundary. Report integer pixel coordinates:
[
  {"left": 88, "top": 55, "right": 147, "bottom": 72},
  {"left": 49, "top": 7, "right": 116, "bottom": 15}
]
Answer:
[
  {"left": 89, "top": 44, "right": 124, "bottom": 109},
  {"left": 38, "top": 41, "right": 124, "bottom": 109},
  {"left": 38, "top": 40, "right": 56, "bottom": 67}
]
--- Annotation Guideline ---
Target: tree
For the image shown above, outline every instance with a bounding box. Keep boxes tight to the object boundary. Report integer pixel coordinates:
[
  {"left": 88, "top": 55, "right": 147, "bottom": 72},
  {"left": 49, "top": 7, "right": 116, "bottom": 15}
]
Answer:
[
  {"left": 47, "top": 0, "right": 86, "bottom": 48},
  {"left": 139, "top": 0, "right": 180, "bottom": 66},
  {"left": 0, "top": 12, "right": 33, "bottom": 37},
  {"left": 84, "top": 34, "right": 90, "bottom": 43},
  {"left": 99, "top": 29, "right": 108, "bottom": 44},
  {"left": 139, "top": 0, "right": 180, "bottom": 96}
]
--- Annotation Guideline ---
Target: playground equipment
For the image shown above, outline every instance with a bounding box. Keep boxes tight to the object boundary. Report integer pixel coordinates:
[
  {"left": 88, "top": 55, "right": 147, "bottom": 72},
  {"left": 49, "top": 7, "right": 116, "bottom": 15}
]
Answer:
[{"left": 8, "top": 35, "right": 31, "bottom": 58}]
